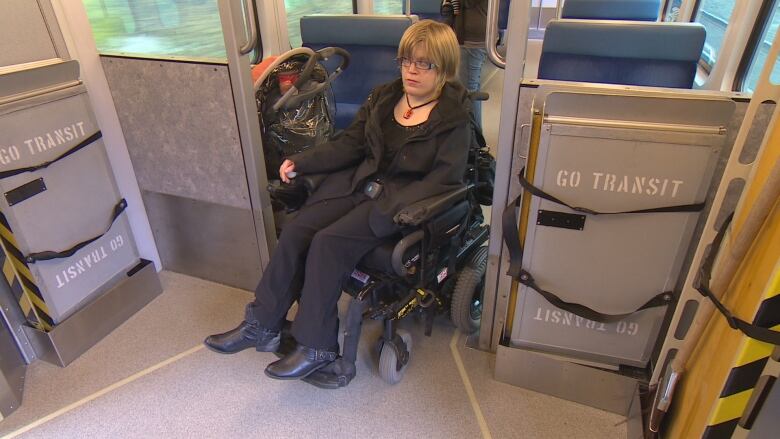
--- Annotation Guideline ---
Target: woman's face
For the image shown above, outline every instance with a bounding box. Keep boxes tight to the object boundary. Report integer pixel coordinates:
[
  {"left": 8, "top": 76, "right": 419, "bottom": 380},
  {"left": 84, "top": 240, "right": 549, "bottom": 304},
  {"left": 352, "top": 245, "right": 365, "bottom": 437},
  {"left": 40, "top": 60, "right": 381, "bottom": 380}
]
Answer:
[{"left": 401, "top": 45, "right": 439, "bottom": 99}]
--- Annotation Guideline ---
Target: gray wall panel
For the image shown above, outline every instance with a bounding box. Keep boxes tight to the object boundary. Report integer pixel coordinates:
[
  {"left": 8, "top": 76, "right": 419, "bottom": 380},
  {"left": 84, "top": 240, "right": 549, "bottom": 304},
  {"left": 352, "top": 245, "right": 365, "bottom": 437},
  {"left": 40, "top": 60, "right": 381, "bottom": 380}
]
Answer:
[
  {"left": 143, "top": 191, "right": 261, "bottom": 291},
  {"left": 0, "top": 314, "right": 25, "bottom": 419},
  {"left": 0, "top": 1, "right": 58, "bottom": 68},
  {"left": 101, "top": 57, "right": 251, "bottom": 210}
]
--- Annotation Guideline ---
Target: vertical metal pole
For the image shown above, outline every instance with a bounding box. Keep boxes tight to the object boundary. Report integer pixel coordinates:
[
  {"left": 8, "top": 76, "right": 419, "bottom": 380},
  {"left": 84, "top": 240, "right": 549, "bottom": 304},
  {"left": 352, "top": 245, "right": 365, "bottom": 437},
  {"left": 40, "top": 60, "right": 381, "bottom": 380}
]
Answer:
[
  {"left": 218, "top": 0, "right": 276, "bottom": 270},
  {"left": 479, "top": 0, "right": 533, "bottom": 351},
  {"left": 356, "top": 0, "right": 374, "bottom": 14},
  {"left": 677, "top": 0, "right": 698, "bottom": 22},
  {"left": 536, "top": 0, "right": 543, "bottom": 30}
]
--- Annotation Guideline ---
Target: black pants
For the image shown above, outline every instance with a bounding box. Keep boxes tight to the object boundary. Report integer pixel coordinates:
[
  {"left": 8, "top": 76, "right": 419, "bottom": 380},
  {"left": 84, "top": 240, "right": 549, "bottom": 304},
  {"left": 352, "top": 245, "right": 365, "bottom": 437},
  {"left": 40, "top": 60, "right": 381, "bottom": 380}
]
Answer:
[{"left": 248, "top": 192, "right": 398, "bottom": 349}]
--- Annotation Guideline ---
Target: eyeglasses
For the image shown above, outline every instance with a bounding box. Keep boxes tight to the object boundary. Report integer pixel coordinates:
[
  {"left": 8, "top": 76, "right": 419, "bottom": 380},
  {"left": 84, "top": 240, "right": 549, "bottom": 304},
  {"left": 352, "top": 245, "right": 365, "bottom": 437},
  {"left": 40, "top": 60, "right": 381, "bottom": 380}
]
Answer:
[{"left": 396, "top": 57, "right": 437, "bottom": 71}]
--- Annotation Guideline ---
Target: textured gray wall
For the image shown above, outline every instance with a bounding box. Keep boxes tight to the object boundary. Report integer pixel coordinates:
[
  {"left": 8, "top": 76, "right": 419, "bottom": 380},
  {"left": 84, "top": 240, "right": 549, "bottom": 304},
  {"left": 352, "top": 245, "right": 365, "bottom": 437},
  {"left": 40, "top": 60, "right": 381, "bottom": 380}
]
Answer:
[
  {"left": 101, "top": 57, "right": 251, "bottom": 210},
  {"left": 142, "top": 191, "right": 261, "bottom": 291},
  {"left": 102, "top": 56, "right": 262, "bottom": 289}
]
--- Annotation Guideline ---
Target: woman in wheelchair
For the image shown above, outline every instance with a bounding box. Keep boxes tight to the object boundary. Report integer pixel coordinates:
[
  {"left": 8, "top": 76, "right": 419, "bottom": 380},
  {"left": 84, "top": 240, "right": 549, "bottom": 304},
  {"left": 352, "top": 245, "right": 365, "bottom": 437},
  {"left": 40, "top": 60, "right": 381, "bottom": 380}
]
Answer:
[{"left": 205, "top": 20, "right": 475, "bottom": 381}]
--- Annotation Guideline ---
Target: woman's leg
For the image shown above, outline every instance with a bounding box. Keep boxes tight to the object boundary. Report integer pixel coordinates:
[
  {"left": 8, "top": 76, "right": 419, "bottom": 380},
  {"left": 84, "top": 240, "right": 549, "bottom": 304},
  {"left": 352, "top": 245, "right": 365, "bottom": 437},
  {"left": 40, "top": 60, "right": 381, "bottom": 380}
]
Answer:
[
  {"left": 265, "top": 199, "right": 399, "bottom": 379},
  {"left": 204, "top": 195, "right": 359, "bottom": 354},
  {"left": 290, "top": 200, "right": 399, "bottom": 350},
  {"left": 250, "top": 195, "right": 361, "bottom": 330}
]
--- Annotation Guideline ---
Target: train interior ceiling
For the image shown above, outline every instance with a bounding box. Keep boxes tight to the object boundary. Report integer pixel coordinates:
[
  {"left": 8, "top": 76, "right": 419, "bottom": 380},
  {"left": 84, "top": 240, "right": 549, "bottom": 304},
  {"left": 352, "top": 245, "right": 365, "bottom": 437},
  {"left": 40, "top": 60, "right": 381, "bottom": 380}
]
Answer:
[{"left": 1, "top": 1, "right": 779, "bottom": 438}]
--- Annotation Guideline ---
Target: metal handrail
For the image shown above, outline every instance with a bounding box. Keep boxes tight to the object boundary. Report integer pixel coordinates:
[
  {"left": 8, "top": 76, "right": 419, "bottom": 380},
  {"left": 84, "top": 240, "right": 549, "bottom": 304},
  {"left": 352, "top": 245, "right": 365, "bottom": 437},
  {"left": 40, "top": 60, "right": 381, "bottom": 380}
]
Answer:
[
  {"left": 239, "top": 0, "right": 257, "bottom": 55},
  {"left": 486, "top": 0, "right": 505, "bottom": 68}
]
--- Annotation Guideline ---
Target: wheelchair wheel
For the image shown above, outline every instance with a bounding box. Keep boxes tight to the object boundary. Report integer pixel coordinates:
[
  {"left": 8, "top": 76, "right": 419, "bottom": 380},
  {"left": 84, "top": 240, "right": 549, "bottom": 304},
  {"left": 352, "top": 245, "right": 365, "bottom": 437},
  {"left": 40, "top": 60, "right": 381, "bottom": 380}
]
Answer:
[
  {"left": 451, "top": 246, "right": 488, "bottom": 335},
  {"left": 378, "top": 329, "right": 412, "bottom": 385}
]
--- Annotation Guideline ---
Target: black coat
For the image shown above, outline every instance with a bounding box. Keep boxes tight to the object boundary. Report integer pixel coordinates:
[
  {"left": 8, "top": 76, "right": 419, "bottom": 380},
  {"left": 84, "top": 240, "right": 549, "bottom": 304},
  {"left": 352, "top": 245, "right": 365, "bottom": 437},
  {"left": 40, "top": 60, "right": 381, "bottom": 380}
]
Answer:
[
  {"left": 451, "top": 0, "right": 489, "bottom": 45},
  {"left": 289, "top": 78, "right": 473, "bottom": 236}
]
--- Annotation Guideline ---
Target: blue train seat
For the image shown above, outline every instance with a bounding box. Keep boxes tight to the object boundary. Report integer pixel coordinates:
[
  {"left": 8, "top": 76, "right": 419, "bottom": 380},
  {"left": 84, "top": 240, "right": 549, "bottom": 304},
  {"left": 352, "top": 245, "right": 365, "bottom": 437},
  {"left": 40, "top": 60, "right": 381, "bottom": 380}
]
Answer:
[
  {"left": 498, "top": 0, "right": 510, "bottom": 43},
  {"left": 561, "top": 0, "right": 661, "bottom": 21},
  {"left": 300, "top": 15, "right": 416, "bottom": 129},
  {"left": 538, "top": 20, "right": 705, "bottom": 88},
  {"left": 499, "top": 0, "right": 510, "bottom": 29},
  {"left": 402, "top": 0, "right": 444, "bottom": 22}
]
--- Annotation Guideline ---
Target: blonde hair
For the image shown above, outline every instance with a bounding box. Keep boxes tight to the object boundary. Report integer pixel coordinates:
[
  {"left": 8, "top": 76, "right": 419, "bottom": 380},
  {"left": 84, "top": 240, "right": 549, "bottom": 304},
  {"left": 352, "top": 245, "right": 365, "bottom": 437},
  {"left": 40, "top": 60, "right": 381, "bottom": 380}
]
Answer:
[{"left": 398, "top": 19, "right": 460, "bottom": 92}]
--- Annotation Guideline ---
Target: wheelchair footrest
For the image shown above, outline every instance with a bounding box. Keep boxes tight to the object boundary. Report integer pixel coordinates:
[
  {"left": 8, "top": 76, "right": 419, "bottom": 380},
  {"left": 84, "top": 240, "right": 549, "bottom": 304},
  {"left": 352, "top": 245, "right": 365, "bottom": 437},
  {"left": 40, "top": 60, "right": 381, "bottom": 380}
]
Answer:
[{"left": 301, "top": 359, "right": 356, "bottom": 389}]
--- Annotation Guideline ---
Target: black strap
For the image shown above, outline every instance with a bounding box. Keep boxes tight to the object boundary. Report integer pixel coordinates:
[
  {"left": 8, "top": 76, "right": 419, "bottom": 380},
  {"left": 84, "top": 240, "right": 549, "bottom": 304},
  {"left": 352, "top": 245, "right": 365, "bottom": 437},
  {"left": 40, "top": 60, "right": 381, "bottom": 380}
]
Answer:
[
  {"left": 0, "top": 131, "right": 103, "bottom": 180},
  {"left": 501, "top": 168, "right": 677, "bottom": 322},
  {"left": 517, "top": 170, "right": 705, "bottom": 215},
  {"left": 470, "top": 112, "right": 487, "bottom": 150},
  {"left": 518, "top": 269, "right": 673, "bottom": 323},
  {"left": 447, "top": 192, "right": 474, "bottom": 275},
  {"left": 25, "top": 199, "right": 128, "bottom": 263},
  {"left": 502, "top": 188, "right": 524, "bottom": 279},
  {"left": 695, "top": 213, "right": 780, "bottom": 345}
]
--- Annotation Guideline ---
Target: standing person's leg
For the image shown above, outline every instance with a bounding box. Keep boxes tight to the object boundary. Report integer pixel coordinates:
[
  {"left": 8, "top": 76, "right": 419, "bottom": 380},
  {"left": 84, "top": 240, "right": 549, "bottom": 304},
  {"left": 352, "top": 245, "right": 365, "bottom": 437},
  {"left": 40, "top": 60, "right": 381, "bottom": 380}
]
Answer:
[
  {"left": 458, "top": 46, "right": 488, "bottom": 127},
  {"left": 204, "top": 195, "right": 360, "bottom": 354},
  {"left": 265, "top": 199, "right": 400, "bottom": 379}
]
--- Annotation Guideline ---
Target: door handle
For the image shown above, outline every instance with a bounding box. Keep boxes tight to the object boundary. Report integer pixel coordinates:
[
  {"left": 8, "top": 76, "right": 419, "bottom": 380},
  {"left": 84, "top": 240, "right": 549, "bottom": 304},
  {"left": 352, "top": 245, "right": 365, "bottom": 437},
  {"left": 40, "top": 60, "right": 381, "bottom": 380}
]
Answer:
[{"left": 239, "top": 0, "right": 257, "bottom": 55}]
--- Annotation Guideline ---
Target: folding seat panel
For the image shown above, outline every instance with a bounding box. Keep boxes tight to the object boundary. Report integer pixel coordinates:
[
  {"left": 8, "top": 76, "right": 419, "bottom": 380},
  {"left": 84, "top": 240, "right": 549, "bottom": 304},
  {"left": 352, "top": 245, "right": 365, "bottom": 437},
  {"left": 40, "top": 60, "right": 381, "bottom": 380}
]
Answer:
[
  {"left": 509, "top": 91, "right": 735, "bottom": 367},
  {"left": 0, "top": 86, "right": 139, "bottom": 326}
]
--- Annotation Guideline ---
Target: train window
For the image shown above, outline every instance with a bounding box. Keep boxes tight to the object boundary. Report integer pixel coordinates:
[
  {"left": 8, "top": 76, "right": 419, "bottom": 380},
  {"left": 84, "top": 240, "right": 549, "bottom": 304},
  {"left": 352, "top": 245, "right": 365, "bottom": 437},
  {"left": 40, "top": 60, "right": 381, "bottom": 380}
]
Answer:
[
  {"left": 693, "top": 0, "right": 737, "bottom": 73},
  {"left": 284, "top": 0, "right": 354, "bottom": 47},
  {"left": 374, "top": 0, "right": 404, "bottom": 15},
  {"left": 740, "top": 0, "right": 780, "bottom": 92},
  {"left": 83, "top": 0, "right": 227, "bottom": 60},
  {"left": 664, "top": 0, "right": 684, "bottom": 21}
]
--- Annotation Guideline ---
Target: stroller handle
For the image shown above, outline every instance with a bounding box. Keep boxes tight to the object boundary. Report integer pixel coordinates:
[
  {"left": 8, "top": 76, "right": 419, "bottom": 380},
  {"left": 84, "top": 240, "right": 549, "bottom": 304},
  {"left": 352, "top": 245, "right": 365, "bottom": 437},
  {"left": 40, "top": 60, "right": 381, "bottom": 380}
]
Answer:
[
  {"left": 310, "top": 47, "right": 351, "bottom": 77},
  {"left": 273, "top": 47, "right": 351, "bottom": 112}
]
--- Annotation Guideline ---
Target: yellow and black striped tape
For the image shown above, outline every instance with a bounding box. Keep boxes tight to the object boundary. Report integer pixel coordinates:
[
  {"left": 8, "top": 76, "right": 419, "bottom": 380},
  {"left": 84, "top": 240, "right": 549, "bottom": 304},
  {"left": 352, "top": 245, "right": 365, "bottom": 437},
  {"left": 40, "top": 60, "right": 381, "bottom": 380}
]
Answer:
[
  {"left": 702, "top": 277, "right": 780, "bottom": 439},
  {"left": 0, "top": 211, "right": 52, "bottom": 331}
]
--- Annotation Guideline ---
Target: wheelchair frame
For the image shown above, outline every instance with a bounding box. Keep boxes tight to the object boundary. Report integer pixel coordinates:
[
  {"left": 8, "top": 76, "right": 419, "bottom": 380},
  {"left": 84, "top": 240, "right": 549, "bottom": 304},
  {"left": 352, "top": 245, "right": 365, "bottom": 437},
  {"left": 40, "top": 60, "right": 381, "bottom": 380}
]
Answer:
[{"left": 273, "top": 183, "right": 489, "bottom": 389}]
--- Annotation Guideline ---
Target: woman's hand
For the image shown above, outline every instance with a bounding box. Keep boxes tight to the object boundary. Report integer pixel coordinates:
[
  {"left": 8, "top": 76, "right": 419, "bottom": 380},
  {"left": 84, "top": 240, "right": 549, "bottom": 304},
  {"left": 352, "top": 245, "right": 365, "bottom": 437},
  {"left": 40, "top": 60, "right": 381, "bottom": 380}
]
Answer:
[{"left": 279, "top": 159, "right": 296, "bottom": 183}]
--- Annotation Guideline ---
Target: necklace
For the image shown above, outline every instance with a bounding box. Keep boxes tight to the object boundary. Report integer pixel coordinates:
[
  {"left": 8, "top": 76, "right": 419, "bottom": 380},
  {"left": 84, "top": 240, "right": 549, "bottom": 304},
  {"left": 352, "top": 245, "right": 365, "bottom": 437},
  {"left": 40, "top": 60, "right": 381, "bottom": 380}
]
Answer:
[{"left": 403, "top": 93, "right": 438, "bottom": 119}]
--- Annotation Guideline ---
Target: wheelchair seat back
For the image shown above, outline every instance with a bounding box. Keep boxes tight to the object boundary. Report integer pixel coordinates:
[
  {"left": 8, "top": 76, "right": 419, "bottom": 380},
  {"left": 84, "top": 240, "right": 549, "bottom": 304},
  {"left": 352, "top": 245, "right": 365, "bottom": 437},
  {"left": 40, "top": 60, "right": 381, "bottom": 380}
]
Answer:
[
  {"left": 359, "top": 200, "right": 471, "bottom": 277},
  {"left": 300, "top": 14, "right": 416, "bottom": 129}
]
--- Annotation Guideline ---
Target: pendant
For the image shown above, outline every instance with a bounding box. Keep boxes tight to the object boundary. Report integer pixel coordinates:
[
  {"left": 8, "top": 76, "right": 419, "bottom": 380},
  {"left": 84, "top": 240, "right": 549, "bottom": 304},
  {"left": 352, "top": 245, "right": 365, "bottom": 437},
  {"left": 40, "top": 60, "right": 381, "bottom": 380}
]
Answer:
[{"left": 403, "top": 108, "right": 413, "bottom": 119}]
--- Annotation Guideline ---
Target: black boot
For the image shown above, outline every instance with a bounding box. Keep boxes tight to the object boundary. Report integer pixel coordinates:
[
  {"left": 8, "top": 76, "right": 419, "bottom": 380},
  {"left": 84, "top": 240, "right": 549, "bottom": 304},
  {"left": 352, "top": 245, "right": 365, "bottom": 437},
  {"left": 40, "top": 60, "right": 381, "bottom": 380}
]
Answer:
[
  {"left": 264, "top": 344, "right": 338, "bottom": 380},
  {"left": 204, "top": 306, "right": 280, "bottom": 354}
]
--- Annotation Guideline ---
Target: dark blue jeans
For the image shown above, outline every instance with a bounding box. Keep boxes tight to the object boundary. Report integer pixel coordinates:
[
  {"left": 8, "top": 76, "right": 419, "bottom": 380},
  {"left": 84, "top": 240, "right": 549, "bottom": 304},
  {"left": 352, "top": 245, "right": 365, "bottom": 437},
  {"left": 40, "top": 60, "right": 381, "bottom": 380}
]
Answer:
[{"left": 458, "top": 46, "right": 487, "bottom": 128}]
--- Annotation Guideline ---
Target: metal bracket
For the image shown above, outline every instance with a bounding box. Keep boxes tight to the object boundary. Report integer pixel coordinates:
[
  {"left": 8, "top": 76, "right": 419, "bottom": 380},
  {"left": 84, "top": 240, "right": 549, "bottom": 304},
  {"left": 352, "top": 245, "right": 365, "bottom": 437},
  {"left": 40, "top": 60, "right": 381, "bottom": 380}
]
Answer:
[
  {"left": 5, "top": 178, "right": 46, "bottom": 206},
  {"left": 537, "top": 209, "right": 586, "bottom": 230}
]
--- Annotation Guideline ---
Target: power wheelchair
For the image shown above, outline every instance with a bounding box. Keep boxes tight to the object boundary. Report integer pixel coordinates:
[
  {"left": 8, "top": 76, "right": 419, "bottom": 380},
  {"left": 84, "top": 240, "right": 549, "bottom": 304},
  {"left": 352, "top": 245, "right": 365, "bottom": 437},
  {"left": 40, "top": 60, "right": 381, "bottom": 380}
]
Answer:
[{"left": 267, "top": 110, "right": 493, "bottom": 388}]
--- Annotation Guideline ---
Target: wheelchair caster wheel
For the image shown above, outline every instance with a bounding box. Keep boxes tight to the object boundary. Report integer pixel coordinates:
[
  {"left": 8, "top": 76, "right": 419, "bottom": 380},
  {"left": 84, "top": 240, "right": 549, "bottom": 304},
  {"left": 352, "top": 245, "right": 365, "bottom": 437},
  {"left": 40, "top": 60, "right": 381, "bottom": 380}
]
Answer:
[
  {"left": 378, "top": 329, "right": 412, "bottom": 385},
  {"left": 451, "top": 246, "right": 488, "bottom": 335}
]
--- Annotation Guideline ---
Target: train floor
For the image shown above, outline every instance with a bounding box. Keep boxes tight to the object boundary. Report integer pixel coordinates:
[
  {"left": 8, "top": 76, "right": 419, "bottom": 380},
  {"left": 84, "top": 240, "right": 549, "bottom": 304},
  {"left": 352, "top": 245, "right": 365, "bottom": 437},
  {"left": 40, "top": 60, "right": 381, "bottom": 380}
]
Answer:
[{"left": 0, "top": 271, "right": 626, "bottom": 438}]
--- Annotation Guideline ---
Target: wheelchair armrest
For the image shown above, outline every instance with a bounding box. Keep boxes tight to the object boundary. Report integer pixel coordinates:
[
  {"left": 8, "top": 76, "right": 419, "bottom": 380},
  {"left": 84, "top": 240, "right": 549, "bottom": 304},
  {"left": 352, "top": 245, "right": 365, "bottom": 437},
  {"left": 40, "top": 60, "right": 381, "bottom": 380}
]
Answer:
[
  {"left": 391, "top": 230, "right": 424, "bottom": 277},
  {"left": 300, "top": 173, "right": 327, "bottom": 193},
  {"left": 393, "top": 185, "right": 471, "bottom": 226}
]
